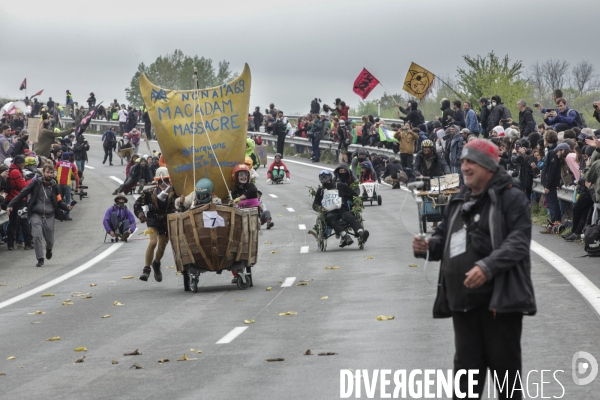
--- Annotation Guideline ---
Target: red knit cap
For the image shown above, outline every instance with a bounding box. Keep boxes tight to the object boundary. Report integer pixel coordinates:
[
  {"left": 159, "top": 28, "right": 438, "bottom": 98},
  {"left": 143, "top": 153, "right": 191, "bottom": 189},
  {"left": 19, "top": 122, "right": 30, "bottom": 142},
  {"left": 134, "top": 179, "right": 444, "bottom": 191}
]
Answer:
[{"left": 460, "top": 139, "right": 499, "bottom": 172}]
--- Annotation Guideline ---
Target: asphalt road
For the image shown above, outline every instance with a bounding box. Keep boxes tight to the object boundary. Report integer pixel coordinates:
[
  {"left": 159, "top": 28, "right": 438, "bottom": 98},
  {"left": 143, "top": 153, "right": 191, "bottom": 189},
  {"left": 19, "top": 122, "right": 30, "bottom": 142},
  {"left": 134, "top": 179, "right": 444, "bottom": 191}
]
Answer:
[{"left": 1, "top": 135, "right": 599, "bottom": 399}]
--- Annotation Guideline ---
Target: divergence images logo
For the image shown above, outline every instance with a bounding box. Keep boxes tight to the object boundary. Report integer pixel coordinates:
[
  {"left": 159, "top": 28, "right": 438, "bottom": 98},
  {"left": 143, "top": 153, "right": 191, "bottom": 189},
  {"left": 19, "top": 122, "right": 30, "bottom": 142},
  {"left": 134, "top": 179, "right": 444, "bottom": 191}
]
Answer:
[{"left": 572, "top": 351, "right": 598, "bottom": 386}]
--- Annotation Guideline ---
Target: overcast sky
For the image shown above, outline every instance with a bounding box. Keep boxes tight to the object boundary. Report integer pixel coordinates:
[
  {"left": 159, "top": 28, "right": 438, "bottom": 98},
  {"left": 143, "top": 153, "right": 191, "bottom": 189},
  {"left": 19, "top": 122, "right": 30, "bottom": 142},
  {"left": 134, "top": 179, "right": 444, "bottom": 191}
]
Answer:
[{"left": 1, "top": 0, "right": 598, "bottom": 114}]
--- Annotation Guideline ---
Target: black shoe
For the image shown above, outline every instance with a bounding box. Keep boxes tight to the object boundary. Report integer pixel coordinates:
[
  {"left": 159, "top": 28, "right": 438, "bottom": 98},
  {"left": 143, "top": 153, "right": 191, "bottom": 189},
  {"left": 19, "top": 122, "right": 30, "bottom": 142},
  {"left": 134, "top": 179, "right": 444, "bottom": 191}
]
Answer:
[
  {"left": 339, "top": 234, "right": 354, "bottom": 248},
  {"left": 359, "top": 230, "right": 370, "bottom": 244},
  {"left": 46, "top": 248, "right": 52, "bottom": 260},
  {"left": 36, "top": 258, "right": 44, "bottom": 267},
  {"left": 564, "top": 233, "right": 580, "bottom": 242},
  {"left": 23, "top": 245, "right": 34, "bottom": 250},
  {"left": 102, "top": 159, "right": 106, "bottom": 164},
  {"left": 267, "top": 221, "right": 274, "bottom": 230},
  {"left": 112, "top": 189, "right": 119, "bottom": 195},
  {"left": 109, "top": 163, "right": 113, "bottom": 166},
  {"left": 312, "top": 159, "right": 319, "bottom": 163},
  {"left": 561, "top": 231, "right": 572, "bottom": 239},
  {"left": 65, "top": 216, "right": 73, "bottom": 221},
  {"left": 152, "top": 260, "right": 162, "bottom": 282},
  {"left": 139, "top": 267, "right": 151, "bottom": 281}
]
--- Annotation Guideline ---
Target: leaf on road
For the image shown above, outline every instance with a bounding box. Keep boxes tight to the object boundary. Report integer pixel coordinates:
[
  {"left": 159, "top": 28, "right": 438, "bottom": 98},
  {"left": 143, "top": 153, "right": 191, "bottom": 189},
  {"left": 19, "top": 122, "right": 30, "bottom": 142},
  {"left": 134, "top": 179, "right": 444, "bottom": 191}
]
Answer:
[
  {"left": 196, "top": 350, "right": 202, "bottom": 354},
  {"left": 276, "top": 214, "right": 282, "bottom": 217},
  {"left": 325, "top": 266, "right": 330, "bottom": 270},
  {"left": 74, "top": 356, "right": 85, "bottom": 363},
  {"left": 124, "top": 349, "right": 141, "bottom": 356},
  {"left": 41, "top": 294, "right": 55, "bottom": 297},
  {"left": 142, "top": 228, "right": 154, "bottom": 236},
  {"left": 331, "top": 266, "right": 340, "bottom": 270},
  {"left": 264, "top": 241, "right": 272, "bottom": 244},
  {"left": 0, "top": 284, "right": 7, "bottom": 286},
  {"left": 304, "top": 349, "right": 312, "bottom": 356},
  {"left": 318, "top": 352, "right": 338, "bottom": 356},
  {"left": 296, "top": 282, "right": 308, "bottom": 286},
  {"left": 122, "top": 276, "right": 134, "bottom": 279},
  {"left": 282, "top": 204, "right": 287, "bottom": 207},
  {"left": 244, "top": 319, "right": 255, "bottom": 324},
  {"left": 74, "top": 347, "right": 87, "bottom": 352},
  {"left": 299, "top": 279, "right": 313, "bottom": 282},
  {"left": 296, "top": 215, "right": 303, "bottom": 218},
  {"left": 0, "top": 372, "right": 5, "bottom": 376},
  {"left": 28, "top": 311, "right": 46, "bottom": 315},
  {"left": 6, "top": 356, "right": 15, "bottom": 361},
  {"left": 266, "top": 287, "right": 272, "bottom": 291},
  {"left": 190, "top": 348, "right": 194, "bottom": 352},
  {"left": 365, "top": 256, "right": 373, "bottom": 260},
  {"left": 84, "top": 295, "right": 92, "bottom": 299},
  {"left": 111, "top": 360, "right": 118, "bottom": 364},
  {"left": 130, "top": 363, "right": 143, "bottom": 369},
  {"left": 62, "top": 301, "right": 74, "bottom": 306},
  {"left": 114, "top": 301, "right": 124, "bottom": 306},
  {"left": 89, "top": 283, "right": 97, "bottom": 287},
  {"left": 158, "top": 358, "right": 169, "bottom": 364},
  {"left": 270, "top": 251, "right": 279, "bottom": 254},
  {"left": 177, "top": 354, "right": 197, "bottom": 361},
  {"left": 409, "top": 264, "right": 419, "bottom": 268},
  {"left": 266, "top": 358, "right": 284, "bottom": 362},
  {"left": 321, "top": 296, "right": 329, "bottom": 300},
  {"left": 101, "top": 315, "right": 110, "bottom": 318},
  {"left": 45, "top": 336, "right": 61, "bottom": 341},
  {"left": 31, "top": 321, "right": 42, "bottom": 324},
  {"left": 176, "top": 271, "right": 183, "bottom": 276},
  {"left": 376, "top": 315, "right": 395, "bottom": 321},
  {"left": 278, "top": 311, "right": 297, "bottom": 316},
  {"left": 167, "top": 265, "right": 176, "bottom": 269}
]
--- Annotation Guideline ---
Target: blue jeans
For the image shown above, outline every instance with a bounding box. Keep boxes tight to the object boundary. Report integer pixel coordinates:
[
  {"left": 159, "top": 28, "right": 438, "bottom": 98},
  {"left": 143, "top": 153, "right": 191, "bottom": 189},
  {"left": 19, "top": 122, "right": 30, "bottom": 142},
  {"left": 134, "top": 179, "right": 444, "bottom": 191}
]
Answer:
[
  {"left": 76, "top": 159, "right": 85, "bottom": 173},
  {"left": 59, "top": 185, "right": 72, "bottom": 217},
  {"left": 312, "top": 138, "right": 321, "bottom": 161},
  {"left": 545, "top": 188, "right": 561, "bottom": 223}
]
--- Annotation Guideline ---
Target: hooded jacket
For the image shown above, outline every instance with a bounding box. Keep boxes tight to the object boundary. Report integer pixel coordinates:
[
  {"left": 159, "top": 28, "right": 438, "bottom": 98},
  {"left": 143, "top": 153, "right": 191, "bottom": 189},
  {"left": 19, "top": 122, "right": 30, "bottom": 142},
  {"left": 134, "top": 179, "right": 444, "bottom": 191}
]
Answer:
[
  {"left": 420, "top": 168, "right": 536, "bottom": 317},
  {"left": 73, "top": 137, "right": 89, "bottom": 161},
  {"left": 7, "top": 164, "right": 32, "bottom": 203},
  {"left": 382, "top": 158, "right": 404, "bottom": 179},
  {"left": 8, "top": 178, "right": 69, "bottom": 218},
  {"left": 413, "top": 149, "right": 450, "bottom": 177},
  {"left": 440, "top": 99, "right": 455, "bottom": 128},
  {"left": 133, "top": 187, "right": 177, "bottom": 235},
  {"left": 445, "top": 132, "right": 463, "bottom": 167},
  {"left": 398, "top": 101, "right": 425, "bottom": 127},
  {"left": 333, "top": 162, "right": 356, "bottom": 186},
  {"left": 128, "top": 162, "right": 153, "bottom": 184},
  {"left": 489, "top": 95, "right": 511, "bottom": 129}
]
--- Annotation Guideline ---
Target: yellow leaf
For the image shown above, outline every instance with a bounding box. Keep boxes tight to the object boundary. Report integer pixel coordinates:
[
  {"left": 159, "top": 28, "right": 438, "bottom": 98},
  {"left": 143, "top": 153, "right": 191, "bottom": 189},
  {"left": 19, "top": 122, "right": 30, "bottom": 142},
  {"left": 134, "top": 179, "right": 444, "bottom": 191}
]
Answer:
[
  {"left": 321, "top": 296, "right": 329, "bottom": 300},
  {"left": 167, "top": 266, "right": 176, "bottom": 269},
  {"left": 62, "top": 301, "right": 74, "bottom": 306},
  {"left": 28, "top": 310, "right": 46, "bottom": 315},
  {"left": 45, "top": 336, "right": 61, "bottom": 341},
  {"left": 102, "top": 315, "right": 111, "bottom": 318},
  {"left": 7, "top": 356, "right": 16, "bottom": 360},
  {"left": 176, "top": 271, "right": 183, "bottom": 276},
  {"left": 244, "top": 319, "right": 254, "bottom": 324},
  {"left": 84, "top": 295, "right": 92, "bottom": 299},
  {"left": 111, "top": 360, "right": 118, "bottom": 364},
  {"left": 276, "top": 214, "right": 282, "bottom": 217},
  {"left": 114, "top": 301, "right": 124, "bottom": 306},
  {"left": 270, "top": 251, "right": 279, "bottom": 254},
  {"left": 278, "top": 311, "right": 297, "bottom": 316},
  {"left": 409, "top": 264, "right": 419, "bottom": 268},
  {"left": 264, "top": 241, "right": 272, "bottom": 244},
  {"left": 376, "top": 315, "right": 395, "bottom": 321},
  {"left": 177, "top": 354, "right": 198, "bottom": 361},
  {"left": 90, "top": 283, "right": 97, "bottom": 287},
  {"left": 74, "top": 347, "right": 87, "bottom": 352},
  {"left": 196, "top": 350, "right": 202, "bottom": 354},
  {"left": 365, "top": 256, "right": 373, "bottom": 260},
  {"left": 158, "top": 358, "right": 169, "bottom": 363},
  {"left": 266, "top": 287, "right": 272, "bottom": 291},
  {"left": 325, "top": 266, "right": 330, "bottom": 270},
  {"left": 296, "top": 282, "right": 308, "bottom": 286},
  {"left": 122, "top": 276, "right": 134, "bottom": 279},
  {"left": 331, "top": 266, "right": 340, "bottom": 269},
  {"left": 41, "top": 294, "right": 55, "bottom": 297}
]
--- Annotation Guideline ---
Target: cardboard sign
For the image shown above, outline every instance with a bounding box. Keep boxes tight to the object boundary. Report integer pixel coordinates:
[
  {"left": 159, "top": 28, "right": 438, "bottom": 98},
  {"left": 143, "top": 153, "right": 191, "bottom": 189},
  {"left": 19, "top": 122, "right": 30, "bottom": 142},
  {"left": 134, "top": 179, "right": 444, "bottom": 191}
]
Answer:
[{"left": 28, "top": 118, "right": 41, "bottom": 143}]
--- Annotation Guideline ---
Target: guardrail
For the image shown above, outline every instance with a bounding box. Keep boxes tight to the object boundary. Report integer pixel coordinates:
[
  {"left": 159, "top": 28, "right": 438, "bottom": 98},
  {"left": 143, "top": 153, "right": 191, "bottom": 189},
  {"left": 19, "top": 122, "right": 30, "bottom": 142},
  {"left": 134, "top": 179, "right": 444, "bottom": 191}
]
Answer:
[{"left": 531, "top": 178, "right": 575, "bottom": 203}]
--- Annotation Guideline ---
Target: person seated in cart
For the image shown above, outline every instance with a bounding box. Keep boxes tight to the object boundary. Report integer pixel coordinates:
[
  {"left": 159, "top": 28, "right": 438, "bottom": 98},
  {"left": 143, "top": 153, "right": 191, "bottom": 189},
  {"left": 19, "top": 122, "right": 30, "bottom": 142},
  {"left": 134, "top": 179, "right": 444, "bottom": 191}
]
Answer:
[
  {"left": 112, "top": 157, "right": 153, "bottom": 195},
  {"left": 134, "top": 167, "right": 177, "bottom": 283},
  {"left": 412, "top": 139, "right": 450, "bottom": 179},
  {"left": 350, "top": 149, "right": 370, "bottom": 177},
  {"left": 244, "top": 156, "right": 260, "bottom": 184},
  {"left": 313, "top": 170, "right": 369, "bottom": 248},
  {"left": 118, "top": 133, "right": 133, "bottom": 152},
  {"left": 175, "top": 178, "right": 222, "bottom": 211},
  {"left": 358, "top": 160, "right": 377, "bottom": 197},
  {"left": 333, "top": 162, "right": 356, "bottom": 187},
  {"left": 103, "top": 193, "right": 136, "bottom": 242},
  {"left": 231, "top": 164, "right": 260, "bottom": 209},
  {"left": 257, "top": 190, "right": 274, "bottom": 229},
  {"left": 266, "top": 153, "right": 290, "bottom": 184}
]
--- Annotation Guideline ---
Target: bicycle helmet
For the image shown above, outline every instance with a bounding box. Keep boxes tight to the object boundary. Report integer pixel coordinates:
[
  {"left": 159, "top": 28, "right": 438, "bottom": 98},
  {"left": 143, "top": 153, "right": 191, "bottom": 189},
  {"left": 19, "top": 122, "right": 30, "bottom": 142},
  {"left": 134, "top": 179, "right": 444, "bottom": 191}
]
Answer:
[
  {"left": 244, "top": 156, "right": 253, "bottom": 169},
  {"left": 421, "top": 139, "right": 434, "bottom": 148},
  {"left": 318, "top": 170, "right": 333, "bottom": 183},
  {"left": 360, "top": 161, "right": 371, "bottom": 170},
  {"left": 154, "top": 166, "right": 170, "bottom": 181},
  {"left": 232, "top": 164, "right": 251, "bottom": 183},
  {"left": 194, "top": 178, "right": 215, "bottom": 204}
]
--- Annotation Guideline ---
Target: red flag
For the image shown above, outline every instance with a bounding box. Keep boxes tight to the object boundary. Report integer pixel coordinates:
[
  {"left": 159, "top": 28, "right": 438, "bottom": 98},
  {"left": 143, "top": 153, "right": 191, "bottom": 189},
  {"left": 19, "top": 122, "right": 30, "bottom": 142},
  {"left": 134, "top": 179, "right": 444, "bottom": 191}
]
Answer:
[
  {"left": 19, "top": 78, "right": 26, "bottom": 91},
  {"left": 352, "top": 68, "right": 380, "bottom": 100},
  {"left": 31, "top": 89, "right": 44, "bottom": 98}
]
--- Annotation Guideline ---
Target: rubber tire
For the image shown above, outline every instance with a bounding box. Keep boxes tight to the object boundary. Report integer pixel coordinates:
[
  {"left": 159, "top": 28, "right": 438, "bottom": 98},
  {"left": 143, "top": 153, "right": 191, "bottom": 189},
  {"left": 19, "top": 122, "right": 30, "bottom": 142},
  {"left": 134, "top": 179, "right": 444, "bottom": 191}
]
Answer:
[
  {"left": 236, "top": 275, "right": 251, "bottom": 290},
  {"left": 421, "top": 216, "right": 427, "bottom": 234},
  {"left": 191, "top": 277, "right": 199, "bottom": 293},
  {"left": 377, "top": 195, "right": 382, "bottom": 206},
  {"left": 121, "top": 157, "right": 124, "bottom": 165},
  {"left": 183, "top": 270, "right": 191, "bottom": 292}
]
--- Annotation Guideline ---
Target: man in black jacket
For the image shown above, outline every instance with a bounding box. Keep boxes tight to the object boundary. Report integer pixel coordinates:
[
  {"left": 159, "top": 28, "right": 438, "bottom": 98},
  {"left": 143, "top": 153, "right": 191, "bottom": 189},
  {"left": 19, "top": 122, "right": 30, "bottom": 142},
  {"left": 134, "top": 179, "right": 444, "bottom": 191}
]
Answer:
[
  {"left": 113, "top": 157, "right": 153, "bottom": 195},
  {"left": 507, "top": 100, "right": 536, "bottom": 137},
  {"left": 413, "top": 139, "right": 535, "bottom": 399},
  {"left": 73, "top": 135, "right": 89, "bottom": 174},
  {"left": 540, "top": 131, "right": 562, "bottom": 229},
  {"left": 479, "top": 97, "right": 491, "bottom": 138},
  {"left": 412, "top": 139, "right": 450, "bottom": 178},
  {"left": 397, "top": 100, "right": 425, "bottom": 127},
  {"left": 271, "top": 110, "right": 288, "bottom": 156},
  {"left": 382, "top": 156, "right": 407, "bottom": 188},
  {"left": 7, "top": 164, "right": 73, "bottom": 267},
  {"left": 436, "top": 99, "right": 455, "bottom": 128},
  {"left": 489, "top": 95, "right": 512, "bottom": 130}
]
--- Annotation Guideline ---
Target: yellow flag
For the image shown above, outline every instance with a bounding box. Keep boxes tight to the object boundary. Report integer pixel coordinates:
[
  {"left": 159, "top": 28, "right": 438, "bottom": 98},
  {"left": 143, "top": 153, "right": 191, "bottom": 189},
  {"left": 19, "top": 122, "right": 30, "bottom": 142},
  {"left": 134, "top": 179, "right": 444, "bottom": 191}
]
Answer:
[
  {"left": 403, "top": 62, "right": 435, "bottom": 100},
  {"left": 139, "top": 64, "right": 251, "bottom": 199}
]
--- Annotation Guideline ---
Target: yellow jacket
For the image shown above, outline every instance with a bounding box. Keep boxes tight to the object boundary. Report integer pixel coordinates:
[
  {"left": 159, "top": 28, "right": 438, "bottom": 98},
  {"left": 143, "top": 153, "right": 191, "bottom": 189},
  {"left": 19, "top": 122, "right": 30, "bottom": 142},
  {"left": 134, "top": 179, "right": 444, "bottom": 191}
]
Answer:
[{"left": 394, "top": 130, "right": 418, "bottom": 154}]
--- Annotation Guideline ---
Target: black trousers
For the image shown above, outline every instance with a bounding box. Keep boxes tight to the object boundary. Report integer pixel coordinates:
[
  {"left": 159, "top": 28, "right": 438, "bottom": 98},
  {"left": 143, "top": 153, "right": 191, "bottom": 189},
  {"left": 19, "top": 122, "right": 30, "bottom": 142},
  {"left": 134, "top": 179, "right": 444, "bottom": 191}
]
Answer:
[
  {"left": 276, "top": 134, "right": 286, "bottom": 156},
  {"left": 7, "top": 205, "right": 32, "bottom": 247},
  {"left": 103, "top": 147, "right": 113, "bottom": 163},
  {"left": 400, "top": 153, "right": 414, "bottom": 168},
  {"left": 452, "top": 306, "right": 523, "bottom": 400},
  {"left": 573, "top": 188, "right": 593, "bottom": 234},
  {"left": 325, "top": 209, "right": 362, "bottom": 236}
]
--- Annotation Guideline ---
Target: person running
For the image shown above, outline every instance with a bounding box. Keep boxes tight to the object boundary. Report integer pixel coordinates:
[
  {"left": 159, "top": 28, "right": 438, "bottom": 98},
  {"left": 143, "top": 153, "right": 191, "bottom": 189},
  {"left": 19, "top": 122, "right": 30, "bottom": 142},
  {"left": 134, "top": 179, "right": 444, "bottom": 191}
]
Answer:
[{"left": 102, "top": 127, "right": 117, "bottom": 165}]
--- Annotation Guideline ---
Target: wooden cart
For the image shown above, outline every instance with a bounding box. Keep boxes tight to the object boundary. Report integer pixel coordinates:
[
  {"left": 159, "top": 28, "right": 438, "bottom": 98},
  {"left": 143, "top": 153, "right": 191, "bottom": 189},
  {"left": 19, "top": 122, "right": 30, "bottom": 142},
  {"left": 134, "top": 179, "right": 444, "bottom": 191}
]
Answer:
[
  {"left": 255, "top": 144, "right": 268, "bottom": 168},
  {"left": 416, "top": 189, "right": 459, "bottom": 233},
  {"left": 167, "top": 203, "right": 259, "bottom": 292}
]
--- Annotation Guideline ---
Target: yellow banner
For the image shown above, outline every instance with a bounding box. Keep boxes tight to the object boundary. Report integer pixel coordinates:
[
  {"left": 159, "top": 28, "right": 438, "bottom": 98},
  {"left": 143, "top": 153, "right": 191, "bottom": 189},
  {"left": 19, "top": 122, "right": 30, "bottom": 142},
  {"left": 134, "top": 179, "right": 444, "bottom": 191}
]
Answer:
[
  {"left": 403, "top": 62, "right": 435, "bottom": 100},
  {"left": 139, "top": 64, "right": 251, "bottom": 199}
]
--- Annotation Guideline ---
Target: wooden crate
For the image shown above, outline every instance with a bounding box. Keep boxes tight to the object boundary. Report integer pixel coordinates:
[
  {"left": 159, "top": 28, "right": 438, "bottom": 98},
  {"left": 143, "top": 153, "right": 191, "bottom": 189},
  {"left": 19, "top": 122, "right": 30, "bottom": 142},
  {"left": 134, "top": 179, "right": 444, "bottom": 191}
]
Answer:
[{"left": 168, "top": 204, "right": 259, "bottom": 272}]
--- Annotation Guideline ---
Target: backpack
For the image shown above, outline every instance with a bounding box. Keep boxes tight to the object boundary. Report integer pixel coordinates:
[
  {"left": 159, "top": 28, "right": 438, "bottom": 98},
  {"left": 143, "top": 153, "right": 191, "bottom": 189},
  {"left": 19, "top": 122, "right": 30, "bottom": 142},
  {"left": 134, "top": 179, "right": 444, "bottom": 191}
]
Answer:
[
  {"left": 570, "top": 109, "right": 587, "bottom": 128},
  {"left": 584, "top": 224, "right": 600, "bottom": 256}
]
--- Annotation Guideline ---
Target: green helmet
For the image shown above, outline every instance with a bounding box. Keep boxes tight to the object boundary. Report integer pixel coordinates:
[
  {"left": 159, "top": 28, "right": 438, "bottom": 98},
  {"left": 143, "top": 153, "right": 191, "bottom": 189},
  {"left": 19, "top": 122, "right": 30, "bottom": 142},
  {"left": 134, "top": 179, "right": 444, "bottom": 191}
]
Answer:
[{"left": 195, "top": 178, "right": 215, "bottom": 204}]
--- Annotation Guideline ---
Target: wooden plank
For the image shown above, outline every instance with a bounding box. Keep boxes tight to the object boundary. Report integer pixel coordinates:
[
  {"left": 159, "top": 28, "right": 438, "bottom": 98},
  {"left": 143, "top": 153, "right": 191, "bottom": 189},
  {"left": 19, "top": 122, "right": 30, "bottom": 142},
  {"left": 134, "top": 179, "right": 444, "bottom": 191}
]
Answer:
[
  {"left": 220, "top": 207, "right": 237, "bottom": 269},
  {"left": 173, "top": 215, "right": 184, "bottom": 269},
  {"left": 179, "top": 215, "right": 195, "bottom": 265},
  {"left": 189, "top": 211, "right": 212, "bottom": 270},
  {"left": 236, "top": 211, "right": 248, "bottom": 262}
]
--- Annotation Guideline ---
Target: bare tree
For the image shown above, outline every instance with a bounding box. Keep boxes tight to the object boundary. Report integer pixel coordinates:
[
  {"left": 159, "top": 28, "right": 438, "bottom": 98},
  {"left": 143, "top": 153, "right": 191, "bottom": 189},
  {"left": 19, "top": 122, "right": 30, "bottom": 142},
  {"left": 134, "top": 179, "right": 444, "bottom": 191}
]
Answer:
[
  {"left": 527, "top": 61, "right": 547, "bottom": 97},
  {"left": 572, "top": 60, "right": 597, "bottom": 94},
  {"left": 541, "top": 59, "right": 570, "bottom": 92}
]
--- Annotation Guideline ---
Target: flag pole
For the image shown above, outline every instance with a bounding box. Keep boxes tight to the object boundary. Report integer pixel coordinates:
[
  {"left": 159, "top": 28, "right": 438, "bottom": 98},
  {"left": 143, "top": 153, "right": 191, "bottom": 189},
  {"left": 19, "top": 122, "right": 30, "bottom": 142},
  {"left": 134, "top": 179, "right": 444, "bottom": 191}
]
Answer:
[
  {"left": 431, "top": 74, "right": 465, "bottom": 102},
  {"left": 378, "top": 82, "right": 402, "bottom": 106}
]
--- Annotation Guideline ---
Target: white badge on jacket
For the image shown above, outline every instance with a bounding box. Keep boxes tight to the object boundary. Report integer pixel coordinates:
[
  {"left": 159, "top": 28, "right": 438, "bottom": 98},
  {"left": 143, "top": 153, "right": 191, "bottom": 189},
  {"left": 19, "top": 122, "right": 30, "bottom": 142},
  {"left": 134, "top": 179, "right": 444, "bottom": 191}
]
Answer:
[{"left": 450, "top": 228, "right": 467, "bottom": 258}]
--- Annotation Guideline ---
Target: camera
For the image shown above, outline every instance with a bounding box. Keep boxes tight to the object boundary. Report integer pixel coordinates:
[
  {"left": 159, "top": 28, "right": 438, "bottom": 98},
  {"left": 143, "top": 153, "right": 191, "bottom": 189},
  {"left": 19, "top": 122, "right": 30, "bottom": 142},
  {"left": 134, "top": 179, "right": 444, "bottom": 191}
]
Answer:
[
  {"left": 77, "top": 185, "right": 89, "bottom": 200},
  {"left": 534, "top": 102, "right": 540, "bottom": 108}
]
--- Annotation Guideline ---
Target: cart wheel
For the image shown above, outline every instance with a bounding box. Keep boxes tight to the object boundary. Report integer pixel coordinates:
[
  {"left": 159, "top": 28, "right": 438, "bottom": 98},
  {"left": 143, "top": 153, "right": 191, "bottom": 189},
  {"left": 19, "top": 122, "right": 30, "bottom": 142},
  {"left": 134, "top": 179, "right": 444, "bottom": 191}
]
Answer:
[
  {"left": 377, "top": 195, "right": 382, "bottom": 206},
  {"left": 236, "top": 275, "right": 251, "bottom": 290},
  {"left": 246, "top": 265, "right": 253, "bottom": 287},
  {"left": 121, "top": 157, "right": 124, "bottom": 165},
  {"left": 183, "top": 270, "right": 191, "bottom": 292},
  {"left": 370, "top": 200, "right": 373, "bottom": 206},
  {"left": 190, "top": 277, "right": 199, "bottom": 293},
  {"left": 421, "top": 216, "right": 427, "bottom": 234}
]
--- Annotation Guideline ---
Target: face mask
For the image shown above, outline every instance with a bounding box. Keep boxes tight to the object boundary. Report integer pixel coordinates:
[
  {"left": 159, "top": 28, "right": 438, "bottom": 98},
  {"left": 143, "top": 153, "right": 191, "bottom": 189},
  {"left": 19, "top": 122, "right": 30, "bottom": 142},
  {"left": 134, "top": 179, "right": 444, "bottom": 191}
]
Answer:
[
  {"left": 487, "top": 104, "right": 492, "bottom": 110},
  {"left": 492, "top": 102, "right": 497, "bottom": 107},
  {"left": 117, "top": 202, "right": 125, "bottom": 209}
]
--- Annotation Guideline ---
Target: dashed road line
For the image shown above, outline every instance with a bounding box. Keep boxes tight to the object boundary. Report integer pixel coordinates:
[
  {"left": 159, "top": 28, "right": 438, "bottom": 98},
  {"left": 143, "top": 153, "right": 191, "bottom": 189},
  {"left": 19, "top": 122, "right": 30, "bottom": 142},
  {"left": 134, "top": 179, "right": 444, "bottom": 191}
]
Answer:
[
  {"left": 300, "top": 246, "right": 309, "bottom": 253},
  {"left": 281, "top": 277, "right": 296, "bottom": 287},
  {"left": 287, "top": 208, "right": 295, "bottom": 212},
  {"left": 109, "top": 176, "right": 123, "bottom": 184},
  {"left": 216, "top": 327, "right": 248, "bottom": 344},
  {"left": 298, "top": 224, "right": 306, "bottom": 230},
  {"left": 269, "top": 194, "right": 278, "bottom": 198},
  {"left": 86, "top": 166, "right": 95, "bottom": 170}
]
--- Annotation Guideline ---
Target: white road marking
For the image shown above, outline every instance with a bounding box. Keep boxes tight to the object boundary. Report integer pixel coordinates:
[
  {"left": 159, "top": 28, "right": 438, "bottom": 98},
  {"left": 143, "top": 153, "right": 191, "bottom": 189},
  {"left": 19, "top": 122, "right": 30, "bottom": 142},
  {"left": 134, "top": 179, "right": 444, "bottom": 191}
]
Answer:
[
  {"left": 86, "top": 166, "right": 95, "bottom": 170},
  {"left": 0, "top": 244, "right": 124, "bottom": 311},
  {"left": 300, "top": 246, "right": 309, "bottom": 253},
  {"left": 216, "top": 327, "right": 248, "bottom": 344},
  {"left": 298, "top": 224, "right": 306, "bottom": 230},
  {"left": 531, "top": 241, "right": 600, "bottom": 316},
  {"left": 287, "top": 208, "right": 295, "bottom": 212},
  {"left": 109, "top": 176, "right": 124, "bottom": 184},
  {"left": 269, "top": 194, "right": 278, "bottom": 198},
  {"left": 281, "top": 277, "right": 296, "bottom": 287}
]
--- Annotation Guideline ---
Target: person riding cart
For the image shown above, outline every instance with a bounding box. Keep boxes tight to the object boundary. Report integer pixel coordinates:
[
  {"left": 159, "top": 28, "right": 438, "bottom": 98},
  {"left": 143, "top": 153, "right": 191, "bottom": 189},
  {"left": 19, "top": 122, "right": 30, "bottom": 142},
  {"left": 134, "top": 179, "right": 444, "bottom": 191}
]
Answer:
[
  {"left": 231, "top": 164, "right": 259, "bottom": 209},
  {"left": 175, "top": 178, "right": 222, "bottom": 211},
  {"left": 312, "top": 170, "right": 369, "bottom": 247},
  {"left": 113, "top": 157, "right": 153, "bottom": 195},
  {"left": 103, "top": 193, "right": 136, "bottom": 242},
  {"left": 413, "top": 139, "right": 450, "bottom": 178},
  {"left": 266, "top": 153, "right": 290, "bottom": 184}
]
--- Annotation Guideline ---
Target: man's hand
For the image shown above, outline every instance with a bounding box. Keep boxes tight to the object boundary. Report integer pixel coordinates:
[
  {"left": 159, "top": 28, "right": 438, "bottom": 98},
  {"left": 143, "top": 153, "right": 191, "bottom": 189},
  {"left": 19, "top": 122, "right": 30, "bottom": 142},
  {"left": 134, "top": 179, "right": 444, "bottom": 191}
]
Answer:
[
  {"left": 506, "top": 118, "right": 513, "bottom": 124},
  {"left": 530, "top": 162, "right": 537, "bottom": 169},
  {"left": 412, "top": 236, "right": 429, "bottom": 255},
  {"left": 179, "top": 195, "right": 185, "bottom": 203},
  {"left": 138, "top": 214, "right": 147, "bottom": 223},
  {"left": 464, "top": 265, "right": 487, "bottom": 289},
  {"left": 544, "top": 188, "right": 550, "bottom": 194},
  {"left": 67, "top": 205, "right": 74, "bottom": 211},
  {"left": 6, "top": 206, "right": 12, "bottom": 216},
  {"left": 233, "top": 197, "right": 241, "bottom": 205},
  {"left": 435, "top": 116, "right": 440, "bottom": 121},
  {"left": 109, "top": 231, "right": 115, "bottom": 237},
  {"left": 536, "top": 103, "right": 544, "bottom": 110}
]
